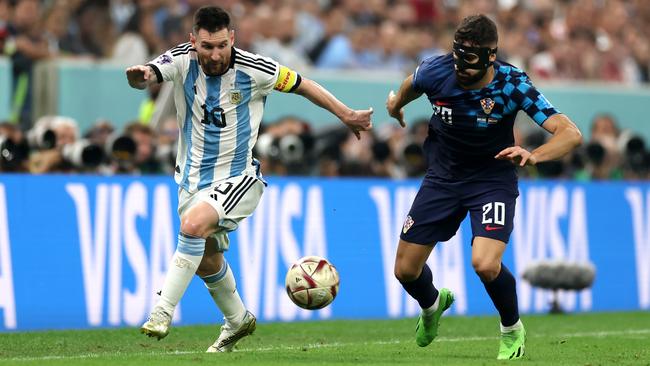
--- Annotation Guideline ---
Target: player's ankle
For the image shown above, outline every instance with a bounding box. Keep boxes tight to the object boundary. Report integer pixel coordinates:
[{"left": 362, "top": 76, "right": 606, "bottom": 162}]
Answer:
[
  {"left": 500, "top": 319, "right": 523, "bottom": 333},
  {"left": 422, "top": 296, "right": 441, "bottom": 321}
]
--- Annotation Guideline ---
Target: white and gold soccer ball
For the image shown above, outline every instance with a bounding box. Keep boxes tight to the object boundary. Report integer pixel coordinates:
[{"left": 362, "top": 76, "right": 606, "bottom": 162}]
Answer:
[{"left": 285, "top": 256, "right": 340, "bottom": 310}]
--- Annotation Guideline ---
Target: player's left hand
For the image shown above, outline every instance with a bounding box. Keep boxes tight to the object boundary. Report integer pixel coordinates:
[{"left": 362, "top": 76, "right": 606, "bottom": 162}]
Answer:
[
  {"left": 342, "top": 108, "right": 373, "bottom": 140},
  {"left": 495, "top": 146, "right": 537, "bottom": 166},
  {"left": 386, "top": 90, "right": 406, "bottom": 128}
]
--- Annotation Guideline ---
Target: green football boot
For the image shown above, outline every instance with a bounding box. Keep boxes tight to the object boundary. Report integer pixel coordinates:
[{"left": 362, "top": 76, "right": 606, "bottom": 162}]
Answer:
[
  {"left": 497, "top": 323, "right": 526, "bottom": 360},
  {"left": 415, "top": 288, "right": 455, "bottom": 347}
]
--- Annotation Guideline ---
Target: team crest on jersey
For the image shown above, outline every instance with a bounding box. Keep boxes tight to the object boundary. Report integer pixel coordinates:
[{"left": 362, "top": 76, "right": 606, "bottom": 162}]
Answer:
[
  {"left": 230, "top": 90, "right": 242, "bottom": 104},
  {"left": 480, "top": 98, "right": 495, "bottom": 114},
  {"left": 402, "top": 215, "right": 414, "bottom": 234}
]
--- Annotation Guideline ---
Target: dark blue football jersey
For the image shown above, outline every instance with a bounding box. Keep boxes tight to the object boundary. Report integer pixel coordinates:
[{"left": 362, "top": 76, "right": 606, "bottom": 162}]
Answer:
[{"left": 412, "top": 53, "right": 559, "bottom": 183}]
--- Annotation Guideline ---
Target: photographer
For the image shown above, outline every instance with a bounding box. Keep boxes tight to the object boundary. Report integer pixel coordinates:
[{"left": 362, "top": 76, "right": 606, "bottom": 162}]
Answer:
[
  {"left": 0, "top": 121, "right": 29, "bottom": 172},
  {"left": 621, "top": 135, "right": 650, "bottom": 180},
  {"left": 122, "top": 122, "right": 161, "bottom": 174},
  {"left": 254, "top": 116, "right": 315, "bottom": 176},
  {"left": 28, "top": 116, "right": 104, "bottom": 173}
]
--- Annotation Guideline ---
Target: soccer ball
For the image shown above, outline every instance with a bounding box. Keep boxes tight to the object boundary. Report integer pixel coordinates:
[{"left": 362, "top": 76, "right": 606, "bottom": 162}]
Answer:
[{"left": 285, "top": 256, "right": 340, "bottom": 310}]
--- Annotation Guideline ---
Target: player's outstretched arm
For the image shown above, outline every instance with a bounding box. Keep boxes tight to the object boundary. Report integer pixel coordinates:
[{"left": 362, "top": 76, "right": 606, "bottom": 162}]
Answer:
[
  {"left": 293, "top": 78, "right": 373, "bottom": 140},
  {"left": 386, "top": 74, "right": 423, "bottom": 128},
  {"left": 125, "top": 65, "right": 157, "bottom": 90},
  {"left": 495, "top": 114, "right": 583, "bottom": 166}
]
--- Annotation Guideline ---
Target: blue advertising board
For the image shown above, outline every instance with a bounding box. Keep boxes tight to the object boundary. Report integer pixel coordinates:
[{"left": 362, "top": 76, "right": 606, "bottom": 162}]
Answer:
[{"left": 0, "top": 175, "right": 648, "bottom": 331}]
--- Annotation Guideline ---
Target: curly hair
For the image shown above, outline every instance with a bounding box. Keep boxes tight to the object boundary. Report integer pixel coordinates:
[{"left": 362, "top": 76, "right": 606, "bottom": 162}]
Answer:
[{"left": 454, "top": 14, "right": 498, "bottom": 47}]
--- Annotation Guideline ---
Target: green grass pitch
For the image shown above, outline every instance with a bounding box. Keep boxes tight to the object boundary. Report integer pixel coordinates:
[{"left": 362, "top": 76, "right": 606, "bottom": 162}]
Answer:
[{"left": 0, "top": 311, "right": 648, "bottom": 365}]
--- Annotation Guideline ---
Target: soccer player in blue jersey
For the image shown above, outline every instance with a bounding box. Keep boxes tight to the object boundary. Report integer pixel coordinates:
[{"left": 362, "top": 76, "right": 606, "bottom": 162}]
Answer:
[
  {"left": 386, "top": 15, "right": 582, "bottom": 360},
  {"left": 126, "top": 6, "right": 372, "bottom": 352}
]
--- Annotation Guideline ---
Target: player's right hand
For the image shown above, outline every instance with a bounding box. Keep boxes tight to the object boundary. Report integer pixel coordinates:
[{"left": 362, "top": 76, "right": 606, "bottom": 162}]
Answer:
[
  {"left": 386, "top": 90, "right": 406, "bottom": 128},
  {"left": 495, "top": 145, "right": 537, "bottom": 166},
  {"left": 342, "top": 108, "right": 373, "bottom": 140},
  {"left": 125, "top": 65, "right": 153, "bottom": 89}
]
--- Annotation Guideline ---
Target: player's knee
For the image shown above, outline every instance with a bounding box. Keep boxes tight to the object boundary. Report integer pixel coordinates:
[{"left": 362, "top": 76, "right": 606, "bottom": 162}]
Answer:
[
  {"left": 180, "top": 216, "right": 209, "bottom": 238},
  {"left": 472, "top": 259, "right": 499, "bottom": 282},
  {"left": 394, "top": 265, "right": 419, "bottom": 282}
]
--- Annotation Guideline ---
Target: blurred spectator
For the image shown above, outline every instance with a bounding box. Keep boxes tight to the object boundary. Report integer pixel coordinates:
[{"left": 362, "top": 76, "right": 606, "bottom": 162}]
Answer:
[
  {"left": 1, "top": 0, "right": 650, "bottom": 82},
  {"left": 0, "top": 121, "right": 29, "bottom": 172},
  {"left": 312, "top": 7, "right": 353, "bottom": 68},
  {"left": 252, "top": 5, "right": 310, "bottom": 71},
  {"left": 620, "top": 135, "right": 649, "bottom": 180},
  {"left": 154, "top": 116, "right": 178, "bottom": 174},
  {"left": 138, "top": 83, "right": 163, "bottom": 125},
  {"left": 122, "top": 122, "right": 161, "bottom": 174},
  {"left": 0, "top": 0, "right": 8, "bottom": 54},
  {"left": 572, "top": 114, "right": 624, "bottom": 180},
  {"left": 255, "top": 116, "right": 314, "bottom": 176},
  {"left": 111, "top": 8, "right": 151, "bottom": 65},
  {"left": 74, "top": 1, "right": 113, "bottom": 58},
  {"left": 2, "top": 0, "right": 650, "bottom": 179},
  {"left": 5, "top": 0, "right": 52, "bottom": 129}
]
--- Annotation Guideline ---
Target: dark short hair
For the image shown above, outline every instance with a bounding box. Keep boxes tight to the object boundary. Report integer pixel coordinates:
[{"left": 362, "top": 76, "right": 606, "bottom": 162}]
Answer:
[
  {"left": 193, "top": 6, "right": 230, "bottom": 33},
  {"left": 454, "top": 14, "right": 498, "bottom": 47}
]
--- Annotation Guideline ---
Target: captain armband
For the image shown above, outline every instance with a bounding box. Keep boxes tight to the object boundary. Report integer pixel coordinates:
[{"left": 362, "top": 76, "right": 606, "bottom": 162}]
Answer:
[{"left": 273, "top": 65, "right": 302, "bottom": 93}]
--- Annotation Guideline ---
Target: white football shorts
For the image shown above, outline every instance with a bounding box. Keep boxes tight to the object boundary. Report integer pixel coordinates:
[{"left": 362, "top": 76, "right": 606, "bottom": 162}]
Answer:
[{"left": 178, "top": 173, "right": 265, "bottom": 251}]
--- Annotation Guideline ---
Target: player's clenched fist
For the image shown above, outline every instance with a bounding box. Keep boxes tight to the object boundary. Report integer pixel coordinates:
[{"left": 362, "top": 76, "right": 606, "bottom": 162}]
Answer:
[{"left": 125, "top": 65, "right": 154, "bottom": 89}]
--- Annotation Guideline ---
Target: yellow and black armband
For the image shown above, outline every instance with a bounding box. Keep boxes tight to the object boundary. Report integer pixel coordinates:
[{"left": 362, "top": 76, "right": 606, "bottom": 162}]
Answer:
[{"left": 274, "top": 65, "right": 302, "bottom": 93}]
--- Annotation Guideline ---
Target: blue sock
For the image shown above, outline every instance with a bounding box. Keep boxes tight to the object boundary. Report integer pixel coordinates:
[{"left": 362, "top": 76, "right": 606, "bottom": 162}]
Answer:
[
  {"left": 399, "top": 264, "right": 439, "bottom": 309},
  {"left": 482, "top": 263, "right": 519, "bottom": 327}
]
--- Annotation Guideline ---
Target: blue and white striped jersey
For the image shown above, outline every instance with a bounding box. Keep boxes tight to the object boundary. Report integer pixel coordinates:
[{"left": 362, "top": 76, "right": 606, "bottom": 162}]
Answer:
[{"left": 148, "top": 44, "right": 281, "bottom": 193}]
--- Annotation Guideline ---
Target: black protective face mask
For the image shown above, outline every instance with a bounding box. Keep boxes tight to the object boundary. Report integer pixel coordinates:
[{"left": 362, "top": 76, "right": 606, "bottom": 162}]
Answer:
[{"left": 452, "top": 41, "right": 497, "bottom": 71}]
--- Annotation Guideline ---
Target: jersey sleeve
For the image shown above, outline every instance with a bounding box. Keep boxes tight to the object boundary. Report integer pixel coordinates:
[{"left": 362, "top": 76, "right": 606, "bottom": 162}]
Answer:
[
  {"left": 146, "top": 43, "right": 192, "bottom": 83},
  {"left": 412, "top": 59, "right": 433, "bottom": 94},
  {"left": 509, "top": 76, "right": 560, "bottom": 125},
  {"left": 411, "top": 54, "right": 447, "bottom": 95},
  {"left": 247, "top": 53, "right": 280, "bottom": 96}
]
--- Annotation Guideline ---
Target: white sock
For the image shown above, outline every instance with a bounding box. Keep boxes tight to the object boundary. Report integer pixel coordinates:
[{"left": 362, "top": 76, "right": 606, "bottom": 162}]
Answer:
[
  {"left": 501, "top": 319, "right": 523, "bottom": 333},
  {"left": 202, "top": 260, "right": 246, "bottom": 328},
  {"left": 422, "top": 292, "right": 441, "bottom": 318},
  {"left": 156, "top": 234, "right": 205, "bottom": 315}
]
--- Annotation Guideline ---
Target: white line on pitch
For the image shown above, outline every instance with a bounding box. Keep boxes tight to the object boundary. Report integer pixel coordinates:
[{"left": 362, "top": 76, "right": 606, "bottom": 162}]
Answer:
[{"left": 3, "top": 328, "right": 649, "bottom": 362}]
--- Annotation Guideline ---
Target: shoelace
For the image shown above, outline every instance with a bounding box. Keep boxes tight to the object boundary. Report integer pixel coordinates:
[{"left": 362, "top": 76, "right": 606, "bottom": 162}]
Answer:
[
  {"left": 501, "top": 331, "right": 519, "bottom": 347},
  {"left": 149, "top": 309, "right": 169, "bottom": 322}
]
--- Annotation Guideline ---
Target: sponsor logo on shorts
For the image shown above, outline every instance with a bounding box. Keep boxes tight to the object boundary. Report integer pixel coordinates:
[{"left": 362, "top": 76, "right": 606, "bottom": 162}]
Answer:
[
  {"left": 485, "top": 224, "right": 504, "bottom": 231},
  {"left": 402, "top": 215, "right": 414, "bottom": 234}
]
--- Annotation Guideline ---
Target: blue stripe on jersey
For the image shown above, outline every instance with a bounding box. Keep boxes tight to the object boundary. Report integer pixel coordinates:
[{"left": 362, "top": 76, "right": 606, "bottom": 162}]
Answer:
[
  {"left": 229, "top": 70, "right": 252, "bottom": 177},
  {"left": 181, "top": 60, "right": 199, "bottom": 191},
  {"left": 198, "top": 76, "right": 223, "bottom": 190},
  {"left": 252, "top": 158, "right": 267, "bottom": 186}
]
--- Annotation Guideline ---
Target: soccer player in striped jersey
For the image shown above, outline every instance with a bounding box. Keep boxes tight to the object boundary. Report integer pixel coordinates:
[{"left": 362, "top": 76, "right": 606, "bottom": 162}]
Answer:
[
  {"left": 126, "top": 6, "right": 373, "bottom": 352},
  {"left": 386, "top": 15, "right": 582, "bottom": 360}
]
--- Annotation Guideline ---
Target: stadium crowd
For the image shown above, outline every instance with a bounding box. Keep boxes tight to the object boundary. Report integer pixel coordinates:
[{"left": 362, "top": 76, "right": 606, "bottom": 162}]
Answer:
[
  {"left": 2, "top": 0, "right": 648, "bottom": 80},
  {"left": 0, "top": 0, "right": 649, "bottom": 179}
]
